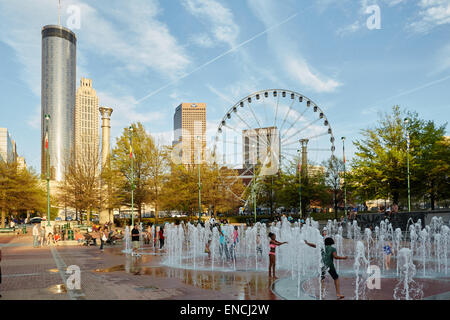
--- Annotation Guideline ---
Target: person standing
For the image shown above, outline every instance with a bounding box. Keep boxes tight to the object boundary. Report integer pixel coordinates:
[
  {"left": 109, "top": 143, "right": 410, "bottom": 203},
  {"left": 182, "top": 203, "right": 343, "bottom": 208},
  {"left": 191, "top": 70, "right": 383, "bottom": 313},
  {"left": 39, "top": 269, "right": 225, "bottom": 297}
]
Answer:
[
  {"left": 131, "top": 224, "right": 140, "bottom": 256},
  {"left": 100, "top": 227, "right": 108, "bottom": 251},
  {"left": 40, "top": 224, "right": 46, "bottom": 247},
  {"left": 159, "top": 225, "right": 165, "bottom": 249},
  {"left": 0, "top": 248, "right": 2, "bottom": 298},
  {"left": 383, "top": 240, "right": 394, "bottom": 270},
  {"left": 32, "top": 223, "right": 40, "bottom": 248},
  {"left": 268, "top": 232, "right": 287, "bottom": 279}
]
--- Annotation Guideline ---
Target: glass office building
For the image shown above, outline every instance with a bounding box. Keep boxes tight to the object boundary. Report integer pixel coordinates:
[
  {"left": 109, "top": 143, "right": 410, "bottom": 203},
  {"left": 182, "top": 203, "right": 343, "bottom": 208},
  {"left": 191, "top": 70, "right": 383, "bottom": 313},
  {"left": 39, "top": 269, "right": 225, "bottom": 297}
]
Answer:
[{"left": 41, "top": 25, "right": 77, "bottom": 180}]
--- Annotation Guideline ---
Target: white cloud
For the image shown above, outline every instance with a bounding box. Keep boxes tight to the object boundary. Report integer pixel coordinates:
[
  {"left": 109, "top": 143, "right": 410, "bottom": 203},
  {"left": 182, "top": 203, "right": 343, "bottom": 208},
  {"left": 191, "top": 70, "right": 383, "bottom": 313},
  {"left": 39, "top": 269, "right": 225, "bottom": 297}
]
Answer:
[
  {"left": 283, "top": 57, "right": 341, "bottom": 93},
  {"left": 182, "top": 0, "right": 239, "bottom": 48},
  {"left": 0, "top": 0, "right": 191, "bottom": 96},
  {"left": 246, "top": 0, "right": 341, "bottom": 93},
  {"left": 27, "top": 105, "right": 41, "bottom": 129},
  {"left": 436, "top": 43, "right": 450, "bottom": 73},
  {"left": 336, "top": 20, "right": 363, "bottom": 36},
  {"left": 189, "top": 33, "right": 215, "bottom": 48},
  {"left": 409, "top": 0, "right": 450, "bottom": 33}
]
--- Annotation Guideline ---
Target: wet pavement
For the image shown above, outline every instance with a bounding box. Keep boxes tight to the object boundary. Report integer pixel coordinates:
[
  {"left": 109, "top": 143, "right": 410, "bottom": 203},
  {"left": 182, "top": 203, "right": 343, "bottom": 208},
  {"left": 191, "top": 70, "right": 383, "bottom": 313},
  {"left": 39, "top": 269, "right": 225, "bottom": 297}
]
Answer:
[
  {"left": 1, "top": 233, "right": 448, "bottom": 300},
  {"left": 0, "top": 234, "right": 279, "bottom": 300}
]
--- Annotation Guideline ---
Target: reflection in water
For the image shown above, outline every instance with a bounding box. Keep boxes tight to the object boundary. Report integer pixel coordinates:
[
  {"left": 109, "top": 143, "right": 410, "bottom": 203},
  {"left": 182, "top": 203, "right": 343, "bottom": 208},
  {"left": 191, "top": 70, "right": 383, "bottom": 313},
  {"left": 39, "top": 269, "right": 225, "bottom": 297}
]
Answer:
[
  {"left": 94, "top": 255, "right": 280, "bottom": 300},
  {"left": 47, "top": 284, "right": 67, "bottom": 294}
]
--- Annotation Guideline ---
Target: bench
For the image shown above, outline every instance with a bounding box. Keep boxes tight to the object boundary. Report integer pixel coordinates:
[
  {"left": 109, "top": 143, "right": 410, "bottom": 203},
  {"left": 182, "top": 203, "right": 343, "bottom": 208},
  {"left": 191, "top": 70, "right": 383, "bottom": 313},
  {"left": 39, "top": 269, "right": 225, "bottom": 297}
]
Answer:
[{"left": 0, "top": 227, "right": 16, "bottom": 234}]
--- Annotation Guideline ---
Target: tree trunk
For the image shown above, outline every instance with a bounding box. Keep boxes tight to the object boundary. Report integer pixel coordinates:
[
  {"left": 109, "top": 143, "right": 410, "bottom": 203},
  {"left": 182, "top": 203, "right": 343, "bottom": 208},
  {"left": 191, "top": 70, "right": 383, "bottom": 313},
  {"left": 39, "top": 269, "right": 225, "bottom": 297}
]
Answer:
[
  {"left": 334, "top": 189, "right": 338, "bottom": 220},
  {"left": 392, "top": 192, "right": 399, "bottom": 207},
  {"left": 138, "top": 205, "right": 142, "bottom": 223},
  {"left": 1, "top": 208, "right": 5, "bottom": 228},
  {"left": 87, "top": 209, "right": 91, "bottom": 226},
  {"left": 430, "top": 180, "right": 435, "bottom": 211}
]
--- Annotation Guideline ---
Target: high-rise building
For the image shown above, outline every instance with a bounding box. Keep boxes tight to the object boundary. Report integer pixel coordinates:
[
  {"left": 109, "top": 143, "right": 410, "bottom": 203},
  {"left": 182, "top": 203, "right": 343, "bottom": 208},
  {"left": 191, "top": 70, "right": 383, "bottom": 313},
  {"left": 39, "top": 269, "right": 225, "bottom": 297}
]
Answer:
[
  {"left": 173, "top": 103, "right": 206, "bottom": 165},
  {"left": 74, "top": 77, "right": 99, "bottom": 164},
  {"left": 0, "top": 128, "right": 15, "bottom": 163},
  {"left": 41, "top": 25, "right": 77, "bottom": 181},
  {"left": 17, "top": 157, "right": 27, "bottom": 170},
  {"left": 242, "top": 126, "right": 280, "bottom": 175}
]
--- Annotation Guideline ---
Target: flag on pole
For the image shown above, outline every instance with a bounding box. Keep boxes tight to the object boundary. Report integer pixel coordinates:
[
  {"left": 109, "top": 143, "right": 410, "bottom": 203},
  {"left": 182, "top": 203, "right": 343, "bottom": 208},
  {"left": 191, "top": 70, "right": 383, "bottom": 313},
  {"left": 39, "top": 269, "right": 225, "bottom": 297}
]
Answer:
[
  {"left": 298, "top": 159, "right": 301, "bottom": 172},
  {"left": 45, "top": 132, "right": 48, "bottom": 150},
  {"left": 129, "top": 144, "right": 133, "bottom": 158},
  {"left": 406, "top": 133, "right": 410, "bottom": 151}
]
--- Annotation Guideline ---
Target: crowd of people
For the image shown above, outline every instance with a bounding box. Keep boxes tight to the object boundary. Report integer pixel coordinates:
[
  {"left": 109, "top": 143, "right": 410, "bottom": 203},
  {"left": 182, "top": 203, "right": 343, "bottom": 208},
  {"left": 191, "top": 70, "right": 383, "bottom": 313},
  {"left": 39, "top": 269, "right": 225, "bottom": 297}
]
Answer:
[{"left": 31, "top": 222, "right": 124, "bottom": 250}]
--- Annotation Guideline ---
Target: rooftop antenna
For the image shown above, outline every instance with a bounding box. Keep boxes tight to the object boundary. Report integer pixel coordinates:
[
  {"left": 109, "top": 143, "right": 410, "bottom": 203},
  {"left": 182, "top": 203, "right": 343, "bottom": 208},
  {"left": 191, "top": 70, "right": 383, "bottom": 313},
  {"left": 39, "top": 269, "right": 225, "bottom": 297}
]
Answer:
[{"left": 58, "top": 0, "right": 61, "bottom": 25}]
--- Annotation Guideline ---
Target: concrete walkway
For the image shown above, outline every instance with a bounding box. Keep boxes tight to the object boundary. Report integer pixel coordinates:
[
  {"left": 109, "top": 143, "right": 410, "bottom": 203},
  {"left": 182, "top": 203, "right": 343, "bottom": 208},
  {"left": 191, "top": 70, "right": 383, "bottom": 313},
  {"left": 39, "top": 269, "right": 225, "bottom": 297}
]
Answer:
[{"left": 0, "top": 234, "right": 278, "bottom": 300}]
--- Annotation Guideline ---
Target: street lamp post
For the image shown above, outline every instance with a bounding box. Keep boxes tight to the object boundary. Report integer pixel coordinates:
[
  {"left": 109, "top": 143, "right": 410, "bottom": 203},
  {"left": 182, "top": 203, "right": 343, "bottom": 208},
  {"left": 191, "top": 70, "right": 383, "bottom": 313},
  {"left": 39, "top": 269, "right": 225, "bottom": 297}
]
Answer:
[
  {"left": 251, "top": 144, "right": 257, "bottom": 223},
  {"left": 129, "top": 126, "right": 135, "bottom": 227},
  {"left": 197, "top": 136, "right": 202, "bottom": 224},
  {"left": 404, "top": 118, "right": 411, "bottom": 212},
  {"left": 341, "top": 137, "right": 347, "bottom": 216},
  {"left": 44, "top": 114, "right": 51, "bottom": 226},
  {"left": 297, "top": 149, "right": 302, "bottom": 216}
]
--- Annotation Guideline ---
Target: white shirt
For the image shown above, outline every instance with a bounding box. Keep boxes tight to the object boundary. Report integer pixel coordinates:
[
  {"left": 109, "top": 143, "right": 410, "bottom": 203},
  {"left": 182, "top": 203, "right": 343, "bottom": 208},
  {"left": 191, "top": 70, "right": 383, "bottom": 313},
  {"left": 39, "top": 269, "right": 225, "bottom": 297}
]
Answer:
[{"left": 33, "top": 225, "right": 39, "bottom": 236}]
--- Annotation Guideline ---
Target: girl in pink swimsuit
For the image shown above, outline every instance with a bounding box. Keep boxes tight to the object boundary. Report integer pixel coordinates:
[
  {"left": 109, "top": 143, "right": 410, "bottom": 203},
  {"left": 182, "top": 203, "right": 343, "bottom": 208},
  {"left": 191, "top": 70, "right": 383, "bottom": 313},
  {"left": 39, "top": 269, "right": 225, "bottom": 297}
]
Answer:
[{"left": 268, "top": 232, "right": 288, "bottom": 279}]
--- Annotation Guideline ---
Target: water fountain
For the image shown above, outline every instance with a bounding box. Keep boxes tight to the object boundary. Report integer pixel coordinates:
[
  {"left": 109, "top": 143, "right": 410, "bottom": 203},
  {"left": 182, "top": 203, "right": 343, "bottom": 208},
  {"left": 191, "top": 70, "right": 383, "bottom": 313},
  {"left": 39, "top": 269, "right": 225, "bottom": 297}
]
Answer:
[
  {"left": 393, "top": 248, "right": 423, "bottom": 300},
  {"left": 137, "top": 213, "right": 449, "bottom": 300},
  {"left": 353, "top": 241, "right": 369, "bottom": 300},
  {"left": 123, "top": 225, "right": 132, "bottom": 254}
]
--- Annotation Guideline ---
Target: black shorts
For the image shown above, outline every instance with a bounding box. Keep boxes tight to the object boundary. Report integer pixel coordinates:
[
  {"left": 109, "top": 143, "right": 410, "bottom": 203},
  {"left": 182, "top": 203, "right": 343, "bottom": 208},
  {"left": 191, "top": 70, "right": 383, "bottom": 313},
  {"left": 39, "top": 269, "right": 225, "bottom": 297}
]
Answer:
[{"left": 321, "top": 265, "right": 339, "bottom": 280}]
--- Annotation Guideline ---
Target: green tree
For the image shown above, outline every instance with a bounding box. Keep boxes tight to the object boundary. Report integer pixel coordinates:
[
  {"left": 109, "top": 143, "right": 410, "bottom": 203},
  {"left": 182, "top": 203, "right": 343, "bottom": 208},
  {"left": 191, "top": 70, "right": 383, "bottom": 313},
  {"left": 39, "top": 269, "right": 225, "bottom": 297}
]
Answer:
[
  {"left": 111, "top": 122, "right": 158, "bottom": 221},
  {"left": 323, "top": 156, "right": 345, "bottom": 218},
  {"left": 57, "top": 152, "right": 102, "bottom": 224},
  {"left": 0, "top": 161, "right": 46, "bottom": 228},
  {"left": 350, "top": 105, "right": 448, "bottom": 209}
]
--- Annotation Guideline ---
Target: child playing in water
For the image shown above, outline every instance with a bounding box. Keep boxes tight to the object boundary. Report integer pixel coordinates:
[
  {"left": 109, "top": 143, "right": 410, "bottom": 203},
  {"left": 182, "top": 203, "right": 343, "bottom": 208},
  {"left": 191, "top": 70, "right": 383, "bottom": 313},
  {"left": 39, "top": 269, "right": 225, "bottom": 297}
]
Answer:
[
  {"left": 383, "top": 240, "right": 394, "bottom": 270},
  {"left": 268, "top": 232, "right": 288, "bottom": 279},
  {"left": 305, "top": 237, "right": 348, "bottom": 300},
  {"left": 205, "top": 240, "right": 211, "bottom": 259}
]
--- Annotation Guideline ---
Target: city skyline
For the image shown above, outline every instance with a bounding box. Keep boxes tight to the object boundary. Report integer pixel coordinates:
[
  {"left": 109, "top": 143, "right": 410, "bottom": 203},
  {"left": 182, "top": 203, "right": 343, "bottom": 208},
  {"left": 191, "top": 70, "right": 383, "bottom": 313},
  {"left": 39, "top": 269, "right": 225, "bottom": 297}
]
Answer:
[{"left": 0, "top": 0, "right": 449, "bottom": 172}]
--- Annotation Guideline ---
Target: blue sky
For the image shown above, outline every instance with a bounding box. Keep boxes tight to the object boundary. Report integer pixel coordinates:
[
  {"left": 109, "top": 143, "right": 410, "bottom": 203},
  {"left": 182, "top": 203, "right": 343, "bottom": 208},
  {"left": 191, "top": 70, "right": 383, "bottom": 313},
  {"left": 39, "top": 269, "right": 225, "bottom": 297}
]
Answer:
[{"left": 0, "top": 0, "right": 449, "bottom": 173}]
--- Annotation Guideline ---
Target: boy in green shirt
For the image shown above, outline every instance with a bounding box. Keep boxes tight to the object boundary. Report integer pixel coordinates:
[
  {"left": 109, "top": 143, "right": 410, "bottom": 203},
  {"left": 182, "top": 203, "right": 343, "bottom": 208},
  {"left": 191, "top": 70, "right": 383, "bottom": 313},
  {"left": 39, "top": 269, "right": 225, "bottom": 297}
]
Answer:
[{"left": 305, "top": 237, "right": 348, "bottom": 299}]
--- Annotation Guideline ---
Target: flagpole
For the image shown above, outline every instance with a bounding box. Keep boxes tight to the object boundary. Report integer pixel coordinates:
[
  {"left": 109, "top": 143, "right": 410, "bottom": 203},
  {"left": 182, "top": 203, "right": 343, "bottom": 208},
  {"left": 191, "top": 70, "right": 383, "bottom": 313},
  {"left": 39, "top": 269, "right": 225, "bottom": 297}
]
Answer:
[
  {"left": 404, "top": 118, "right": 411, "bottom": 212},
  {"left": 44, "top": 114, "right": 51, "bottom": 226},
  {"left": 129, "top": 126, "right": 134, "bottom": 227},
  {"left": 297, "top": 149, "right": 302, "bottom": 217},
  {"left": 341, "top": 137, "right": 347, "bottom": 216}
]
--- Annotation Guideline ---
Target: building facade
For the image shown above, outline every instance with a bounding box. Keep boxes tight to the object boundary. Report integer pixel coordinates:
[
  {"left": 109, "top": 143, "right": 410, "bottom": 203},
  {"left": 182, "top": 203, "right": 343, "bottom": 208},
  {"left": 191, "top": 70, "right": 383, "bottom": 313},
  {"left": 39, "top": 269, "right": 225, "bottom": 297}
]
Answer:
[
  {"left": 242, "top": 126, "right": 280, "bottom": 175},
  {"left": 74, "top": 77, "right": 99, "bottom": 164},
  {"left": 41, "top": 25, "right": 77, "bottom": 180},
  {"left": 173, "top": 103, "right": 206, "bottom": 165},
  {"left": 0, "top": 128, "right": 16, "bottom": 163}
]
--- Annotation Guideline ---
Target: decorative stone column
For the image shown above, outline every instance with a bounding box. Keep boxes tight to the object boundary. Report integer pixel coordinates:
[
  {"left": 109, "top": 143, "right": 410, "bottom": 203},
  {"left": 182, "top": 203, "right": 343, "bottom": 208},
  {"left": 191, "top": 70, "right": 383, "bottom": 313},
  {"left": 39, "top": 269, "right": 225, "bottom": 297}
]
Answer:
[{"left": 99, "top": 107, "right": 113, "bottom": 225}]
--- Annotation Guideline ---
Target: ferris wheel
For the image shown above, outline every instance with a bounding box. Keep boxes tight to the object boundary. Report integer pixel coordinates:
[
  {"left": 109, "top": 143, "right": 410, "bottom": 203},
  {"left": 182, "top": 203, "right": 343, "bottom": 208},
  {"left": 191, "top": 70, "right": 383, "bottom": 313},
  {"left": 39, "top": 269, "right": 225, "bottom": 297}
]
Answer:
[{"left": 211, "top": 89, "right": 336, "bottom": 205}]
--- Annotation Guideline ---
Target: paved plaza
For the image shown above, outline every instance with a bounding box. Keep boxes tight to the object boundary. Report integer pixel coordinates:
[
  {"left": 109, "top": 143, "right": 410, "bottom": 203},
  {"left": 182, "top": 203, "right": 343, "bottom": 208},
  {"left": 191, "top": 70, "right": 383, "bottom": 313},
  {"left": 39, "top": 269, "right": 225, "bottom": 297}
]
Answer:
[
  {"left": 0, "top": 232, "right": 279, "bottom": 300},
  {"left": 2, "top": 230, "right": 449, "bottom": 301}
]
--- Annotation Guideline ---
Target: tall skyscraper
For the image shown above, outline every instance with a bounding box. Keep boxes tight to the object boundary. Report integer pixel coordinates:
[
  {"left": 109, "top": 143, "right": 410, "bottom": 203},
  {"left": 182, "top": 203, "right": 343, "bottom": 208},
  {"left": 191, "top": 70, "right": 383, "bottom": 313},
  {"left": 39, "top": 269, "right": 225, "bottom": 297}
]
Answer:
[
  {"left": 242, "top": 126, "right": 280, "bottom": 175},
  {"left": 0, "top": 128, "right": 16, "bottom": 163},
  {"left": 41, "top": 25, "right": 77, "bottom": 181},
  {"left": 74, "top": 77, "right": 99, "bottom": 164},
  {"left": 173, "top": 103, "right": 206, "bottom": 165}
]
